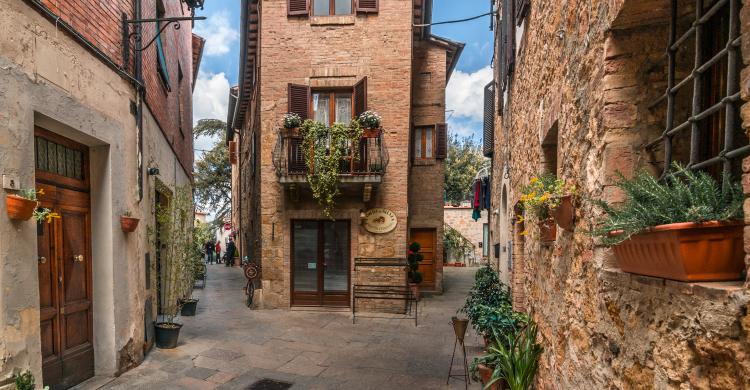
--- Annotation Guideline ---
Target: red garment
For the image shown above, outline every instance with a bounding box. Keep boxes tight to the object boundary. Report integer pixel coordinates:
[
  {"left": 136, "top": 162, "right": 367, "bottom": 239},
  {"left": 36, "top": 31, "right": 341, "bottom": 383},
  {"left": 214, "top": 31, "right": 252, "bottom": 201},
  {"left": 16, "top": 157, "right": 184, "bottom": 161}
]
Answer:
[
  {"left": 473, "top": 180, "right": 481, "bottom": 208},
  {"left": 215, "top": 242, "right": 221, "bottom": 253}
]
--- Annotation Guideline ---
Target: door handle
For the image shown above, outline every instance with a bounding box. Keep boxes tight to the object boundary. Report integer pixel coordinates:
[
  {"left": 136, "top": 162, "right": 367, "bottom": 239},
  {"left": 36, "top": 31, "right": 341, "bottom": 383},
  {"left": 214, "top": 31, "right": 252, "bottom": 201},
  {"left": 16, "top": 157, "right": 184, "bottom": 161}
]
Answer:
[
  {"left": 74, "top": 254, "right": 84, "bottom": 262},
  {"left": 38, "top": 256, "right": 46, "bottom": 264}
]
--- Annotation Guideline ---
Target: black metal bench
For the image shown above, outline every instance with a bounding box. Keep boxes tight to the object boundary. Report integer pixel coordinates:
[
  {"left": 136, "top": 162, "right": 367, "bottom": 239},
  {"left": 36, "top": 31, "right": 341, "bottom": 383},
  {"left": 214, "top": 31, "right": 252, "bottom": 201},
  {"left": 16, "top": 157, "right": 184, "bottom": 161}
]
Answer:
[{"left": 352, "top": 258, "right": 417, "bottom": 326}]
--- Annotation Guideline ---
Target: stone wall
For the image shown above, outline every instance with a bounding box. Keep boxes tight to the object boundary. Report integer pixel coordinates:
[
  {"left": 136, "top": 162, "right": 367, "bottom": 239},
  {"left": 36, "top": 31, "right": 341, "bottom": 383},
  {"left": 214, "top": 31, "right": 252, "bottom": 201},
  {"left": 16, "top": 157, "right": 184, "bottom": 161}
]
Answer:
[
  {"left": 490, "top": 0, "right": 750, "bottom": 388},
  {"left": 443, "top": 206, "right": 486, "bottom": 264}
]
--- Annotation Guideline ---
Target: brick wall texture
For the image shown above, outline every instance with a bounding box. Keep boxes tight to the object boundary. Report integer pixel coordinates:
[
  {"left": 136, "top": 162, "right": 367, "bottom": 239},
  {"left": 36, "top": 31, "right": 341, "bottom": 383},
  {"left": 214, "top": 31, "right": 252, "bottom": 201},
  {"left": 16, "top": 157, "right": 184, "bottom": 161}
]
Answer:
[
  {"left": 490, "top": 0, "right": 750, "bottom": 388},
  {"left": 234, "top": 0, "right": 451, "bottom": 308},
  {"left": 39, "top": 0, "right": 195, "bottom": 175}
]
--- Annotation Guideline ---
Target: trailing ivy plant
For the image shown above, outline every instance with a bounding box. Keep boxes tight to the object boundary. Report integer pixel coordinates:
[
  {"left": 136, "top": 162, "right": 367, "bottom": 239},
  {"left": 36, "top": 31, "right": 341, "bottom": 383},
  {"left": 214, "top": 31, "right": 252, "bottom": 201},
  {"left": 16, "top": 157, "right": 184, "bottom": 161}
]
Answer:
[
  {"left": 594, "top": 162, "right": 743, "bottom": 245},
  {"left": 443, "top": 224, "right": 474, "bottom": 262},
  {"left": 300, "top": 119, "right": 363, "bottom": 218}
]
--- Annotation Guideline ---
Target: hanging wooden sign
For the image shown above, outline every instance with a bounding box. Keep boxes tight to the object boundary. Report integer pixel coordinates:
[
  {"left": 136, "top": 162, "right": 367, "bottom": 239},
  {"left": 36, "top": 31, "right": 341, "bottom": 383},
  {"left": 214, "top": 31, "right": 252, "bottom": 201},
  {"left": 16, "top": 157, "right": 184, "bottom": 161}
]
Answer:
[{"left": 363, "top": 208, "right": 397, "bottom": 234}]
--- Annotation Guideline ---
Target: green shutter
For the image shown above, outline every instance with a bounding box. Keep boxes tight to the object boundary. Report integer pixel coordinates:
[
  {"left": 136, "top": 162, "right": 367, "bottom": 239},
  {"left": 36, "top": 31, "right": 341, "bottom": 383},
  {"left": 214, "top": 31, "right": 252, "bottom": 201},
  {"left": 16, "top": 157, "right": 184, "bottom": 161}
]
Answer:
[{"left": 156, "top": 33, "right": 170, "bottom": 86}]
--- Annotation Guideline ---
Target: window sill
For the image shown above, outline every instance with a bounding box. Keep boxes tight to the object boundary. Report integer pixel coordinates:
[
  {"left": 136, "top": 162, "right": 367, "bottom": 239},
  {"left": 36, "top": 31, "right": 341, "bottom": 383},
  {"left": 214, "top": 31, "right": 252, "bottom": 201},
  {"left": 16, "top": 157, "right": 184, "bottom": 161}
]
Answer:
[
  {"left": 413, "top": 158, "right": 437, "bottom": 166},
  {"left": 601, "top": 267, "right": 745, "bottom": 298},
  {"left": 311, "top": 15, "right": 355, "bottom": 26}
]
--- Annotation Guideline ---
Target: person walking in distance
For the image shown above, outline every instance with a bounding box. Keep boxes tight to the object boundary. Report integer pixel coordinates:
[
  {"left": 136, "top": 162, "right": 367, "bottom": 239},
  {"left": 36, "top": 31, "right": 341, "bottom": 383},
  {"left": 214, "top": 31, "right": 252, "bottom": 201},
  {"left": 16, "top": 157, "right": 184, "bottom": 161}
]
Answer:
[
  {"left": 225, "top": 238, "right": 237, "bottom": 267},
  {"left": 205, "top": 240, "right": 215, "bottom": 264},
  {"left": 215, "top": 240, "right": 222, "bottom": 264}
]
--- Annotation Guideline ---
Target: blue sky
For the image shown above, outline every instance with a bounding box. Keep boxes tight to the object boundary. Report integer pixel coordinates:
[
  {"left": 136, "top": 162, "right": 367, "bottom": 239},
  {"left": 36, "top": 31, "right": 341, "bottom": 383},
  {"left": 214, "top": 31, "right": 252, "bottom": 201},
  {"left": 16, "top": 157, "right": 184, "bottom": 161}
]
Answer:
[{"left": 192, "top": 0, "right": 493, "bottom": 151}]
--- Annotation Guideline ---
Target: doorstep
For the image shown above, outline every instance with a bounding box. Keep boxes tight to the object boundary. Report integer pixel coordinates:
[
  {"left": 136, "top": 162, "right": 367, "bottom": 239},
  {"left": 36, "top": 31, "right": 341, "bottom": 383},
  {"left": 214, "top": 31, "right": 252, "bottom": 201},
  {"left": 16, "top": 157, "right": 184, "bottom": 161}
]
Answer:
[
  {"left": 290, "top": 306, "right": 351, "bottom": 312},
  {"left": 69, "top": 375, "right": 116, "bottom": 390}
]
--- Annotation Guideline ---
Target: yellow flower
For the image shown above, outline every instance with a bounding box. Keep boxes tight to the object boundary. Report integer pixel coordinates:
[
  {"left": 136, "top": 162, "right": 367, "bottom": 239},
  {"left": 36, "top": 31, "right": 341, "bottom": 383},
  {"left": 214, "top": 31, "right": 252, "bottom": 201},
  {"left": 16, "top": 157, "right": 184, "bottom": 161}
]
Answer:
[
  {"left": 530, "top": 177, "right": 539, "bottom": 184},
  {"left": 520, "top": 230, "right": 529, "bottom": 236},
  {"left": 37, "top": 188, "right": 45, "bottom": 195},
  {"left": 539, "top": 193, "right": 549, "bottom": 202},
  {"left": 45, "top": 212, "right": 61, "bottom": 224}
]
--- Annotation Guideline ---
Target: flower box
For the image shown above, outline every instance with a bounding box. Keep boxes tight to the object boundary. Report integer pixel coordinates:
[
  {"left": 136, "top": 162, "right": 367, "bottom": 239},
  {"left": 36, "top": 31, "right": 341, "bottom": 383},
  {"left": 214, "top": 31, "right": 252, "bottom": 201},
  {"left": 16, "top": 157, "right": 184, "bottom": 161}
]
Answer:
[
  {"left": 610, "top": 221, "right": 744, "bottom": 282},
  {"left": 120, "top": 216, "right": 140, "bottom": 233},
  {"left": 281, "top": 127, "right": 300, "bottom": 138},
  {"left": 362, "top": 128, "right": 381, "bottom": 138},
  {"left": 551, "top": 195, "right": 575, "bottom": 231},
  {"left": 539, "top": 218, "right": 556, "bottom": 243},
  {"left": 6, "top": 195, "right": 36, "bottom": 221}
]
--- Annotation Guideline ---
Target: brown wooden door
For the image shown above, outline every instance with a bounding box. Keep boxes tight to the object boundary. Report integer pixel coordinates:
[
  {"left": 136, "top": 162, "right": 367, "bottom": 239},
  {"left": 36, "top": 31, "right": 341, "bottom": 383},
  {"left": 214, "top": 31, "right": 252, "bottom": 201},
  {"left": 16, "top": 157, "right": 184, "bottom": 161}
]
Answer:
[
  {"left": 411, "top": 229, "right": 436, "bottom": 291},
  {"left": 35, "top": 128, "right": 93, "bottom": 389},
  {"left": 291, "top": 220, "right": 350, "bottom": 307}
]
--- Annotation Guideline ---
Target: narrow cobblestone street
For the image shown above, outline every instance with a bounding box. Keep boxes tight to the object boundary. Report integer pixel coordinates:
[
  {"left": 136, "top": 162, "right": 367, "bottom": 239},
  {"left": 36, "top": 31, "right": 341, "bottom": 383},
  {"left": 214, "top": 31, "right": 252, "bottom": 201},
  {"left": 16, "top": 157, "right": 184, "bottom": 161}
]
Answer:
[{"left": 79, "top": 266, "right": 484, "bottom": 389}]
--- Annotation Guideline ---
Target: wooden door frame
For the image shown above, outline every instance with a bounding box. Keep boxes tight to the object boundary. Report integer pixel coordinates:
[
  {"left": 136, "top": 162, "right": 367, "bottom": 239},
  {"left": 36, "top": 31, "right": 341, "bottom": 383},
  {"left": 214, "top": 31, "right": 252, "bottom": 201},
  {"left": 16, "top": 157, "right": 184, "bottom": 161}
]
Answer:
[
  {"left": 410, "top": 227, "right": 437, "bottom": 291},
  {"left": 290, "top": 219, "right": 351, "bottom": 307}
]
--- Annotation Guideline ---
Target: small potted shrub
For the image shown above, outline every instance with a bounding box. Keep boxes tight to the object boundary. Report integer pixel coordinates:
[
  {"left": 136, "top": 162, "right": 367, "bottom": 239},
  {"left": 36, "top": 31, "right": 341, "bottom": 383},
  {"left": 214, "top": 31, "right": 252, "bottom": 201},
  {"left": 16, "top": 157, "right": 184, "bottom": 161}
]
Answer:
[
  {"left": 460, "top": 266, "right": 514, "bottom": 346},
  {"left": 595, "top": 164, "right": 745, "bottom": 282},
  {"left": 282, "top": 113, "right": 302, "bottom": 137},
  {"left": 482, "top": 322, "right": 544, "bottom": 390},
  {"left": 520, "top": 174, "right": 576, "bottom": 241},
  {"left": 120, "top": 211, "right": 140, "bottom": 233},
  {"left": 406, "top": 242, "right": 424, "bottom": 300},
  {"left": 358, "top": 110, "right": 382, "bottom": 138},
  {"left": 6, "top": 188, "right": 41, "bottom": 221},
  {"left": 14, "top": 370, "right": 49, "bottom": 390}
]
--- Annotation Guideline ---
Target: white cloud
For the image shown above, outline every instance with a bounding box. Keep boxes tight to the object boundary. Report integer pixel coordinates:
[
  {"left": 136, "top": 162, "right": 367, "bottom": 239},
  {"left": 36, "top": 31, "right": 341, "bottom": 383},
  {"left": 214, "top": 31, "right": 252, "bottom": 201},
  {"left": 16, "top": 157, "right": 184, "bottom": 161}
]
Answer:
[
  {"left": 448, "top": 119, "right": 481, "bottom": 139},
  {"left": 193, "top": 71, "right": 230, "bottom": 125},
  {"left": 194, "top": 10, "right": 239, "bottom": 56},
  {"left": 446, "top": 66, "right": 493, "bottom": 122}
]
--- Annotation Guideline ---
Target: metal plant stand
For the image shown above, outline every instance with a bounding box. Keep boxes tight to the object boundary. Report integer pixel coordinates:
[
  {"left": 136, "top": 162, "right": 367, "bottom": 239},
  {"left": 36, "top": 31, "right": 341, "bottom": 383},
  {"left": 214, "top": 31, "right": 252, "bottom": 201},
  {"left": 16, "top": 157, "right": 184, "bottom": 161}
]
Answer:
[{"left": 447, "top": 316, "right": 470, "bottom": 388}]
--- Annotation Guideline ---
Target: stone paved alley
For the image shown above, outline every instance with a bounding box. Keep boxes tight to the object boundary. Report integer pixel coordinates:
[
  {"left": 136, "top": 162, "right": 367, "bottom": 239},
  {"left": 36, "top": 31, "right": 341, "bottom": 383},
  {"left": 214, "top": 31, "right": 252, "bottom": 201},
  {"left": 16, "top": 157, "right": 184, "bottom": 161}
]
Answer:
[{"left": 75, "top": 266, "right": 485, "bottom": 390}]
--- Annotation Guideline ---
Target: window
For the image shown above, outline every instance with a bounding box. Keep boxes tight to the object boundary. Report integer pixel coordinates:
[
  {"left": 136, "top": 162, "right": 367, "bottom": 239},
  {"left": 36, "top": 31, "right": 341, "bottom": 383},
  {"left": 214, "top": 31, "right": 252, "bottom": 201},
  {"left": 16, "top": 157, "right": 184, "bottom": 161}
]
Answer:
[
  {"left": 648, "top": 0, "right": 748, "bottom": 179},
  {"left": 313, "top": 0, "right": 352, "bottom": 16},
  {"left": 414, "top": 126, "right": 434, "bottom": 159},
  {"left": 155, "top": 1, "right": 170, "bottom": 90},
  {"left": 542, "top": 121, "right": 558, "bottom": 176},
  {"left": 312, "top": 90, "right": 352, "bottom": 125},
  {"left": 483, "top": 224, "right": 489, "bottom": 257}
]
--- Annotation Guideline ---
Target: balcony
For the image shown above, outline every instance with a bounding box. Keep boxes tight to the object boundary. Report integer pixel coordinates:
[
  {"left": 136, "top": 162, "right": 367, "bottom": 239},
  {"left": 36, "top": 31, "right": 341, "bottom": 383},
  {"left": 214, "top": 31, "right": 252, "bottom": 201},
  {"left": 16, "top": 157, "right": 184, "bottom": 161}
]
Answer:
[{"left": 272, "top": 129, "right": 389, "bottom": 201}]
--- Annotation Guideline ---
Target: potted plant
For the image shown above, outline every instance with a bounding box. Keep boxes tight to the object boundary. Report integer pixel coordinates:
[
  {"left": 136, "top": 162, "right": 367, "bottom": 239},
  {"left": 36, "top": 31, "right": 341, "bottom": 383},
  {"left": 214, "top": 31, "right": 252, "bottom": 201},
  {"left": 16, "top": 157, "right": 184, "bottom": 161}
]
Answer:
[
  {"left": 6, "top": 188, "right": 41, "bottom": 221},
  {"left": 460, "top": 266, "right": 514, "bottom": 345},
  {"left": 484, "top": 322, "right": 544, "bottom": 390},
  {"left": 595, "top": 163, "right": 745, "bottom": 282},
  {"left": 520, "top": 174, "right": 576, "bottom": 241},
  {"left": 151, "top": 186, "right": 195, "bottom": 348},
  {"left": 406, "top": 242, "right": 424, "bottom": 300},
  {"left": 281, "top": 113, "right": 302, "bottom": 137},
  {"left": 358, "top": 110, "right": 382, "bottom": 138},
  {"left": 14, "top": 370, "right": 49, "bottom": 390},
  {"left": 120, "top": 211, "right": 140, "bottom": 233}
]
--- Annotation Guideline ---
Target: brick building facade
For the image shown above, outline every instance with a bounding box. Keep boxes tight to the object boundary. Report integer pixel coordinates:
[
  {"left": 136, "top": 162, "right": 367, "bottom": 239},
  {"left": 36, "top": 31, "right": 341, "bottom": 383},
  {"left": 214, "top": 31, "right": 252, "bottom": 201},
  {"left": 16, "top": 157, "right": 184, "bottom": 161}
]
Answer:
[
  {"left": 485, "top": 0, "right": 750, "bottom": 387},
  {"left": 227, "top": 0, "right": 462, "bottom": 309},
  {"left": 0, "top": 0, "right": 202, "bottom": 387}
]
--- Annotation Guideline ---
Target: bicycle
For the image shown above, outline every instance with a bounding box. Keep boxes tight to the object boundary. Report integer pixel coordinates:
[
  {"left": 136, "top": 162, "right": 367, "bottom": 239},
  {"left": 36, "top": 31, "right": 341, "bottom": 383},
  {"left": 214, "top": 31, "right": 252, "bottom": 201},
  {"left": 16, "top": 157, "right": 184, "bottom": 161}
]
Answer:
[{"left": 242, "top": 258, "right": 259, "bottom": 307}]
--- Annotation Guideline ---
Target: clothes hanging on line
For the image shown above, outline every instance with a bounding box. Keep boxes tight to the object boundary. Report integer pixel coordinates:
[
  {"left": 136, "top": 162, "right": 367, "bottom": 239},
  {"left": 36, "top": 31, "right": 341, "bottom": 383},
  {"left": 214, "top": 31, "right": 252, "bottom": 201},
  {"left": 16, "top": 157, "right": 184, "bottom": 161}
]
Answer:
[{"left": 471, "top": 177, "right": 491, "bottom": 221}]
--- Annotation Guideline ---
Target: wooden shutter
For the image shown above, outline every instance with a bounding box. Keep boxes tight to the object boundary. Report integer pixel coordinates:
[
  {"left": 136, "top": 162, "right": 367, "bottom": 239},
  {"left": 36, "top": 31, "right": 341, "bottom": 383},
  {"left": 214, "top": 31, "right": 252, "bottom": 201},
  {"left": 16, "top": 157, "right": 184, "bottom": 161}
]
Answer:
[
  {"left": 229, "top": 141, "right": 238, "bottom": 164},
  {"left": 515, "top": 0, "right": 529, "bottom": 25},
  {"left": 505, "top": 1, "right": 516, "bottom": 77},
  {"left": 483, "top": 82, "right": 495, "bottom": 157},
  {"left": 435, "top": 123, "right": 447, "bottom": 160},
  {"left": 353, "top": 77, "right": 367, "bottom": 118},
  {"left": 287, "top": 83, "right": 310, "bottom": 120},
  {"left": 288, "top": 0, "right": 308, "bottom": 16},
  {"left": 356, "top": 0, "right": 378, "bottom": 13}
]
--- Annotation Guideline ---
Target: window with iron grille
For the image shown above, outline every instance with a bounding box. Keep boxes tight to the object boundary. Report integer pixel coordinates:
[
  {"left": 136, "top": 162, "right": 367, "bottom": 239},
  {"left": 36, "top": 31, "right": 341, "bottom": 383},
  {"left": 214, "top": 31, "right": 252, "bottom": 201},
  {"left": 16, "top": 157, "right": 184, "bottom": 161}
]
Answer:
[{"left": 648, "top": 0, "right": 748, "bottom": 179}]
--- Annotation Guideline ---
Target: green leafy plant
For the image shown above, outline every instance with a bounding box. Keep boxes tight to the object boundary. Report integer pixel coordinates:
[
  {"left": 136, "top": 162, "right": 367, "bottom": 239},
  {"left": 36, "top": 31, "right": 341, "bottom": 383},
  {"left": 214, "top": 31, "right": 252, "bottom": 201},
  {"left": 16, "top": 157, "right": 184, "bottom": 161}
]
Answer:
[
  {"left": 283, "top": 113, "right": 302, "bottom": 129},
  {"left": 14, "top": 370, "right": 49, "bottom": 390},
  {"left": 472, "top": 303, "right": 529, "bottom": 344},
  {"left": 594, "top": 163, "right": 743, "bottom": 245},
  {"left": 14, "top": 188, "right": 59, "bottom": 223},
  {"left": 407, "top": 242, "right": 424, "bottom": 284},
  {"left": 358, "top": 110, "right": 381, "bottom": 128},
  {"left": 520, "top": 174, "right": 575, "bottom": 220},
  {"left": 300, "top": 119, "right": 363, "bottom": 218},
  {"left": 486, "top": 322, "right": 544, "bottom": 390},
  {"left": 443, "top": 224, "right": 474, "bottom": 263},
  {"left": 460, "top": 266, "right": 514, "bottom": 337}
]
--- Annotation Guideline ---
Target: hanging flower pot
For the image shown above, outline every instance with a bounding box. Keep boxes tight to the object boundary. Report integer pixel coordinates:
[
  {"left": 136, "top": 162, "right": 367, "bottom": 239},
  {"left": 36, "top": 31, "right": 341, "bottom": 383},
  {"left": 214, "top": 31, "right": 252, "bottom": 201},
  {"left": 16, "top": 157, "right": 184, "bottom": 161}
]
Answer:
[
  {"left": 281, "top": 127, "right": 300, "bottom": 138},
  {"left": 6, "top": 195, "right": 36, "bottom": 221},
  {"left": 610, "top": 221, "right": 744, "bottom": 282},
  {"left": 362, "top": 128, "right": 381, "bottom": 138},
  {"left": 551, "top": 195, "right": 575, "bottom": 231},
  {"left": 539, "top": 218, "right": 557, "bottom": 243},
  {"left": 120, "top": 216, "right": 140, "bottom": 233}
]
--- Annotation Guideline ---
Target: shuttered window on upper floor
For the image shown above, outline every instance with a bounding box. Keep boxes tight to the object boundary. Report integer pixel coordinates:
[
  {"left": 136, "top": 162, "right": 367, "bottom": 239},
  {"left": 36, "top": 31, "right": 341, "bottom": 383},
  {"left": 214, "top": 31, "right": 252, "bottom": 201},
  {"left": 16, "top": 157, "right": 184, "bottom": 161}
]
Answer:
[
  {"left": 483, "top": 82, "right": 495, "bottom": 157},
  {"left": 288, "top": 77, "right": 367, "bottom": 123},
  {"left": 288, "top": 0, "right": 378, "bottom": 17}
]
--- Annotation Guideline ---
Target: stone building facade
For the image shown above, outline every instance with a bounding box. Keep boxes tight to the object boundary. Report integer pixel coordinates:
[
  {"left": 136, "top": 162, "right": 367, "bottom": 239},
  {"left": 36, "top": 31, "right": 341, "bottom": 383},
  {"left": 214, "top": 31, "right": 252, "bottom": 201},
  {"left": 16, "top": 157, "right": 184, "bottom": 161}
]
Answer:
[
  {"left": 485, "top": 0, "right": 750, "bottom": 388},
  {"left": 228, "top": 0, "right": 462, "bottom": 309},
  {"left": 0, "top": 0, "right": 202, "bottom": 388},
  {"left": 444, "top": 206, "right": 487, "bottom": 265}
]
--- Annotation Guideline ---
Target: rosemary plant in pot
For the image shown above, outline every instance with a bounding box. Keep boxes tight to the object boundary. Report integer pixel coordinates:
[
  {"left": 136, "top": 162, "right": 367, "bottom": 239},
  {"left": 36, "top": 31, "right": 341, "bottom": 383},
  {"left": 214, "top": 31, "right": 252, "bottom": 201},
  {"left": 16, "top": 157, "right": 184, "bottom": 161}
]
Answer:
[
  {"left": 151, "top": 186, "right": 195, "bottom": 348},
  {"left": 595, "top": 163, "right": 744, "bottom": 282}
]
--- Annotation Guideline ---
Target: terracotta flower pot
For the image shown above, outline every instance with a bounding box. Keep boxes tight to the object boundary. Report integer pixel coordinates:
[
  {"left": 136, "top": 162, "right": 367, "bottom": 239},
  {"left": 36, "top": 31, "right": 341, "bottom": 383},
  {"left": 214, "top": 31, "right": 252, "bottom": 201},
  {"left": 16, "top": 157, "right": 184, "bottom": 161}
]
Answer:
[
  {"left": 408, "top": 282, "right": 420, "bottom": 301},
  {"left": 120, "top": 216, "right": 140, "bottom": 233},
  {"left": 551, "top": 195, "right": 575, "bottom": 231},
  {"left": 539, "top": 218, "right": 557, "bottom": 243},
  {"left": 362, "top": 128, "right": 381, "bottom": 138},
  {"left": 611, "top": 221, "right": 744, "bottom": 282},
  {"left": 477, "top": 364, "right": 505, "bottom": 390},
  {"left": 6, "top": 195, "right": 36, "bottom": 221},
  {"left": 281, "top": 127, "right": 300, "bottom": 138}
]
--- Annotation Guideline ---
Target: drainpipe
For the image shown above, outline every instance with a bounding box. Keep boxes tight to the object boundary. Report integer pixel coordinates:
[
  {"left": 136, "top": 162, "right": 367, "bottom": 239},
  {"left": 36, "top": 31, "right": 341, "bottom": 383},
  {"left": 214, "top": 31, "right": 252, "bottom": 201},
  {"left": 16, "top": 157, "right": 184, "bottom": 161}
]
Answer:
[{"left": 135, "top": 0, "right": 144, "bottom": 202}]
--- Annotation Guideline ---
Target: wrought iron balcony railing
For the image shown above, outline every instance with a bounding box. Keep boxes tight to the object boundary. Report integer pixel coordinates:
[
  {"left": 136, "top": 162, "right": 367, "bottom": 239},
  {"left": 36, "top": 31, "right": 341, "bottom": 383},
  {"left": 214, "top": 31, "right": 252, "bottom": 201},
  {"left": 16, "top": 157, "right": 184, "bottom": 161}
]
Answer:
[{"left": 272, "top": 129, "right": 389, "bottom": 183}]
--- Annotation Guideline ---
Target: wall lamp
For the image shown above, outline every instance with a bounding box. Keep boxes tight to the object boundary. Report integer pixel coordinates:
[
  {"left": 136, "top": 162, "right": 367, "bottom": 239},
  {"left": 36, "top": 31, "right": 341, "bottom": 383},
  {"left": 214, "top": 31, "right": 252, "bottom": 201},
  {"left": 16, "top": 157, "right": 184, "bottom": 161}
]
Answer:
[
  {"left": 182, "top": 0, "right": 205, "bottom": 11},
  {"left": 147, "top": 167, "right": 160, "bottom": 176}
]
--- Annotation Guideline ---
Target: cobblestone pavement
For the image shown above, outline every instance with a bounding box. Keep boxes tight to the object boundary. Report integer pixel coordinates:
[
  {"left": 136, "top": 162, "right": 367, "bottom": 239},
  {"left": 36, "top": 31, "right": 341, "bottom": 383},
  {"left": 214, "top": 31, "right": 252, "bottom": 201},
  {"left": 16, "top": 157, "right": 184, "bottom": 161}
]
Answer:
[{"left": 77, "top": 265, "right": 485, "bottom": 390}]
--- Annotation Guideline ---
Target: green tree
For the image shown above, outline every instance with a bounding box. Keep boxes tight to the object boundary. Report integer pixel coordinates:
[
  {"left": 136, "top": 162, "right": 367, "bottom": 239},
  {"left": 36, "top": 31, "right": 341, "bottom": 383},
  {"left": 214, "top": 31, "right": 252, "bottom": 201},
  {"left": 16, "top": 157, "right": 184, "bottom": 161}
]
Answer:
[
  {"left": 444, "top": 134, "right": 489, "bottom": 205},
  {"left": 193, "top": 119, "right": 231, "bottom": 225}
]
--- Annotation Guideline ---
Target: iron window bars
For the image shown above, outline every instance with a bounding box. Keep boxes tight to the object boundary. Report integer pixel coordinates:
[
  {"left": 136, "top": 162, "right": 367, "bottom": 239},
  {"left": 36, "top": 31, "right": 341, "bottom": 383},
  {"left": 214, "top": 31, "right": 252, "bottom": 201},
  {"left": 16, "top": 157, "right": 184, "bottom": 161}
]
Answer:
[{"left": 646, "top": 0, "right": 748, "bottom": 178}]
